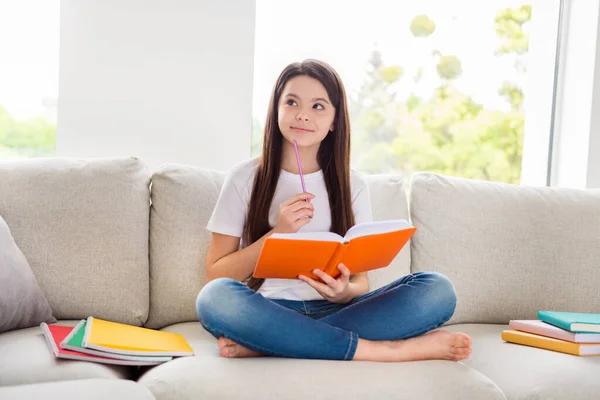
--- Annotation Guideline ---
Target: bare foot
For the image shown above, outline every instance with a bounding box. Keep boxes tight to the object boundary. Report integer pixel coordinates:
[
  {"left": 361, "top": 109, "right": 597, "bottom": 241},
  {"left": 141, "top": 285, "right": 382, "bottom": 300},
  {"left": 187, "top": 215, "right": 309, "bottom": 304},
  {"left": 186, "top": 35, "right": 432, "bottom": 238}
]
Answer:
[
  {"left": 354, "top": 330, "right": 472, "bottom": 362},
  {"left": 218, "top": 337, "right": 263, "bottom": 358}
]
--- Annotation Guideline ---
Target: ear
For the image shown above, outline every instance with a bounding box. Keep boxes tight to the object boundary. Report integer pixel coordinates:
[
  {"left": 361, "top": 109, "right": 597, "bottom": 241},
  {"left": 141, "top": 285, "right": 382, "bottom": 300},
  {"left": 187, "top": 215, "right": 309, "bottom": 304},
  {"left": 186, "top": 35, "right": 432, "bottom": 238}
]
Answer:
[{"left": 329, "top": 123, "right": 335, "bottom": 132}]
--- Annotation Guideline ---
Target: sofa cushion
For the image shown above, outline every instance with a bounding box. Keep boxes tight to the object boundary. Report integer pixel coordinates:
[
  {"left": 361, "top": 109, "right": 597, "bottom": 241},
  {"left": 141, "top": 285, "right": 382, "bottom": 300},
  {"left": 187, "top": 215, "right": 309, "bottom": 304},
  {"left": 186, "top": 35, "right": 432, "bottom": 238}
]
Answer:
[
  {"left": 0, "top": 379, "right": 155, "bottom": 400},
  {"left": 363, "top": 174, "right": 412, "bottom": 290},
  {"left": 0, "top": 157, "right": 151, "bottom": 326},
  {"left": 0, "top": 320, "right": 134, "bottom": 386},
  {"left": 408, "top": 172, "right": 600, "bottom": 324},
  {"left": 0, "top": 215, "right": 56, "bottom": 333},
  {"left": 146, "top": 164, "right": 225, "bottom": 329},
  {"left": 137, "top": 322, "right": 505, "bottom": 400},
  {"left": 445, "top": 324, "right": 600, "bottom": 400}
]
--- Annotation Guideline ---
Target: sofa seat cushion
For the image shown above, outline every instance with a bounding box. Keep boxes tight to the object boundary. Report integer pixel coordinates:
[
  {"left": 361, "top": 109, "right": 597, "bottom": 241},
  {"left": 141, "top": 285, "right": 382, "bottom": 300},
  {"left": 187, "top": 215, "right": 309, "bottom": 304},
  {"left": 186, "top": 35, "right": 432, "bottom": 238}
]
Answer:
[
  {"left": 445, "top": 324, "right": 600, "bottom": 400},
  {"left": 0, "top": 321, "right": 135, "bottom": 386},
  {"left": 0, "top": 379, "right": 155, "bottom": 400},
  {"left": 136, "top": 322, "right": 505, "bottom": 400},
  {"left": 146, "top": 165, "right": 225, "bottom": 329}
]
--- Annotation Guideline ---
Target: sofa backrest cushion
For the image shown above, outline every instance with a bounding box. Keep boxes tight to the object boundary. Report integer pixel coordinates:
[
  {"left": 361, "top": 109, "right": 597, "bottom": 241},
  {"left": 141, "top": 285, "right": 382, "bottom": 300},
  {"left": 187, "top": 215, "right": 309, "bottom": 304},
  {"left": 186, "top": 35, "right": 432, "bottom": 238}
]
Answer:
[
  {"left": 363, "top": 174, "right": 412, "bottom": 291},
  {"left": 0, "top": 157, "right": 151, "bottom": 326},
  {"left": 146, "top": 164, "right": 224, "bottom": 329},
  {"left": 408, "top": 172, "right": 600, "bottom": 324}
]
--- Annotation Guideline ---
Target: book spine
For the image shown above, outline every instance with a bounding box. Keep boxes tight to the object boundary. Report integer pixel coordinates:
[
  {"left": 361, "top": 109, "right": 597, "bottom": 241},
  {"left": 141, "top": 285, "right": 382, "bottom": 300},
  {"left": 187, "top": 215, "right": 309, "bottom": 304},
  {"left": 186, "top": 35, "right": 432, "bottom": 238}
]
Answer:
[
  {"left": 502, "top": 330, "right": 580, "bottom": 356},
  {"left": 40, "top": 323, "right": 60, "bottom": 357},
  {"left": 82, "top": 316, "right": 94, "bottom": 347},
  {"left": 538, "top": 311, "right": 573, "bottom": 332},
  {"left": 324, "top": 243, "right": 346, "bottom": 277}
]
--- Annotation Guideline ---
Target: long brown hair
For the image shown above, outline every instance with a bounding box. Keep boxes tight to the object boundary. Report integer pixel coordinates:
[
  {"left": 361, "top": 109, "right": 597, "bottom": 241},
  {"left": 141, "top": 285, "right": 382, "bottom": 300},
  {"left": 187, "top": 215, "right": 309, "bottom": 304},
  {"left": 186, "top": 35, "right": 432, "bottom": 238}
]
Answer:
[{"left": 244, "top": 59, "right": 355, "bottom": 291}]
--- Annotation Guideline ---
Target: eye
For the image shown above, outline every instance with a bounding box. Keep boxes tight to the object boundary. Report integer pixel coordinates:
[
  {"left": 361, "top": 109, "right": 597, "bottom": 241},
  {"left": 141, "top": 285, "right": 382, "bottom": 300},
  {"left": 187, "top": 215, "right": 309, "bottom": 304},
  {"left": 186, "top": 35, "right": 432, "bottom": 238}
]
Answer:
[
  {"left": 314, "top": 103, "right": 325, "bottom": 110},
  {"left": 286, "top": 99, "right": 297, "bottom": 106}
]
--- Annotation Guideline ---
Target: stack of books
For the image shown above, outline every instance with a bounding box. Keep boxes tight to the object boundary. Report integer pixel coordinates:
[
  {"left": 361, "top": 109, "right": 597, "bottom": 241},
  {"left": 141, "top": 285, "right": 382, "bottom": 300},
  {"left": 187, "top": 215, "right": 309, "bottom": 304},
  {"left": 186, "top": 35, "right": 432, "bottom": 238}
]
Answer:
[
  {"left": 41, "top": 317, "right": 194, "bottom": 366},
  {"left": 502, "top": 311, "right": 600, "bottom": 357}
]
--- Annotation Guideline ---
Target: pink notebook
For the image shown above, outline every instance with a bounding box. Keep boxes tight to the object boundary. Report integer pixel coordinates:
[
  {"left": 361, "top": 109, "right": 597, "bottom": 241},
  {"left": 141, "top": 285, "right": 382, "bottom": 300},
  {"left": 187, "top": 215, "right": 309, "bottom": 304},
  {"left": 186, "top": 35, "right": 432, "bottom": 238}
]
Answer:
[{"left": 509, "top": 320, "right": 600, "bottom": 343}]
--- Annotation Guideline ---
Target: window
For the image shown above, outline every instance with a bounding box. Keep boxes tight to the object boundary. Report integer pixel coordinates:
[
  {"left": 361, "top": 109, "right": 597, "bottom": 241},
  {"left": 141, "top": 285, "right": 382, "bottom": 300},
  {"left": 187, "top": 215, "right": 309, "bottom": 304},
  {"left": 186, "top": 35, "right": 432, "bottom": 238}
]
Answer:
[
  {"left": 251, "top": 0, "right": 562, "bottom": 185},
  {"left": 0, "top": 1, "right": 59, "bottom": 158}
]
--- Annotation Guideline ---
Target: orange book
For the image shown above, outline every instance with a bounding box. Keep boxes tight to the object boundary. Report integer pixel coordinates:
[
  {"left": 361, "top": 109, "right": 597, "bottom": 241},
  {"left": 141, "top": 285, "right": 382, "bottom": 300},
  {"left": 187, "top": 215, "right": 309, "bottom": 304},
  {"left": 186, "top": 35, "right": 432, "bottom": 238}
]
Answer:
[
  {"left": 502, "top": 329, "right": 600, "bottom": 356},
  {"left": 253, "top": 220, "right": 416, "bottom": 280}
]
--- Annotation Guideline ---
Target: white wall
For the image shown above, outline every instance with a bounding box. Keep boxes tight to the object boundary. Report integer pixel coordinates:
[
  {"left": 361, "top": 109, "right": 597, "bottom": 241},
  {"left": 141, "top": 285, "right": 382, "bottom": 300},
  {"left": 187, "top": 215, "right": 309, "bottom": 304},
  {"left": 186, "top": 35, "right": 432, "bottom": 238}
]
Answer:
[{"left": 57, "top": 0, "right": 255, "bottom": 173}]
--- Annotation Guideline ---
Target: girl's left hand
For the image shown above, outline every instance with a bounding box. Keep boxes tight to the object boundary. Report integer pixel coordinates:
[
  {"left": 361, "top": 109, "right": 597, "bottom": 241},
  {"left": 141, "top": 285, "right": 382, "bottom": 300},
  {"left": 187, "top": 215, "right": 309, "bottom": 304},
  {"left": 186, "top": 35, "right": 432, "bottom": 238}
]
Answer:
[{"left": 298, "top": 264, "right": 354, "bottom": 304}]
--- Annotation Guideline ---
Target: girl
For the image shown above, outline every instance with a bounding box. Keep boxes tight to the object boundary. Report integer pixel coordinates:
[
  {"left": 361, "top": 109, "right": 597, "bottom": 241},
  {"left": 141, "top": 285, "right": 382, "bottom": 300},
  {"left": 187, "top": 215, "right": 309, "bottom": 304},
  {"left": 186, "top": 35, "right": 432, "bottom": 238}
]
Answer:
[{"left": 196, "top": 59, "right": 472, "bottom": 362}]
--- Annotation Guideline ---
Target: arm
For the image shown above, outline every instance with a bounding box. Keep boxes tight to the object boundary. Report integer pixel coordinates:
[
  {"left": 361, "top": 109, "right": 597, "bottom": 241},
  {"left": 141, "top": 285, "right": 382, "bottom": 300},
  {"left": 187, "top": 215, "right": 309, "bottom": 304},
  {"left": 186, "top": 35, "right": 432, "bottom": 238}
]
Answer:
[
  {"left": 205, "top": 192, "right": 316, "bottom": 283},
  {"left": 205, "top": 230, "right": 275, "bottom": 283}
]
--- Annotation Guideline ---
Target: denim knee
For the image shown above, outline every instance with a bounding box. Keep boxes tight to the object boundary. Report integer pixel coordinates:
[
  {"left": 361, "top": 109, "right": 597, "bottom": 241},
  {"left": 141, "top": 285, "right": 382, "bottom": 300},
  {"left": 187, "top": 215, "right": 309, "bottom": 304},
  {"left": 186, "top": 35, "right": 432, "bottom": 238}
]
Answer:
[
  {"left": 417, "top": 271, "right": 457, "bottom": 322},
  {"left": 196, "top": 277, "right": 241, "bottom": 328}
]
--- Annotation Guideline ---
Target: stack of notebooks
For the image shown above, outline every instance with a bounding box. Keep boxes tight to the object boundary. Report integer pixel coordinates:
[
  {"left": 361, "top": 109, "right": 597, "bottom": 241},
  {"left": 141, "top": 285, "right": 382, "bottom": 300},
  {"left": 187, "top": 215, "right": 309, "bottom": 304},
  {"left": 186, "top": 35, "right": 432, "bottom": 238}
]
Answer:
[
  {"left": 41, "top": 317, "right": 194, "bottom": 366},
  {"left": 502, "top": 311, "right": 600, "bottom": 357}
]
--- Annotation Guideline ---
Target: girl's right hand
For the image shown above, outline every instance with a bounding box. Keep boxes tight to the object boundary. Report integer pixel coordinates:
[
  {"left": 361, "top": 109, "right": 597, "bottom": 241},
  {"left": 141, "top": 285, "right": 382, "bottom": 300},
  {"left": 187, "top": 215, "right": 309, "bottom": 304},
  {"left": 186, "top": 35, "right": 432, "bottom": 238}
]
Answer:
[{"left": 274, "top": 192, "right": 315, "bottom": 234}]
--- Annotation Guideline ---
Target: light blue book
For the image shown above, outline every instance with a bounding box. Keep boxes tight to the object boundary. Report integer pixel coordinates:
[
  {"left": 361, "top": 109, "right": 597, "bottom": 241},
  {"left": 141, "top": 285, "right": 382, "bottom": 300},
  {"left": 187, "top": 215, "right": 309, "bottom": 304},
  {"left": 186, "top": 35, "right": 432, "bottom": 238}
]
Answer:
[{"left": 538, "top": 311, "right": 600, "bottom": 333}]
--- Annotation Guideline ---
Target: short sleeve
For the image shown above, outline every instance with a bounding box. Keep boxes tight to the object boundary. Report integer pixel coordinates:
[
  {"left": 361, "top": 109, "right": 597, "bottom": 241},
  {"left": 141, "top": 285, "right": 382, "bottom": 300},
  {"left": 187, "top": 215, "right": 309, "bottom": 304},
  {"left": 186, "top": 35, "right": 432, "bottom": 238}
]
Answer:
[
  {"left": 206, "top": 168, "right": 249, "bottom": 238},
  {"left": 352, "top": 176, "right": 373, "bottom": 226}
]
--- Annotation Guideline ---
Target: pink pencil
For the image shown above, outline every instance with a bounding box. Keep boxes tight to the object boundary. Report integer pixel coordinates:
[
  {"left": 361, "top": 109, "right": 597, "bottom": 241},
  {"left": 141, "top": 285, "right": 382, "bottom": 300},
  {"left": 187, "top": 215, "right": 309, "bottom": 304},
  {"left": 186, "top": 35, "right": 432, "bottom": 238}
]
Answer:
[{"left": 292, "top": 140, "right": 308, "bottom": 201}]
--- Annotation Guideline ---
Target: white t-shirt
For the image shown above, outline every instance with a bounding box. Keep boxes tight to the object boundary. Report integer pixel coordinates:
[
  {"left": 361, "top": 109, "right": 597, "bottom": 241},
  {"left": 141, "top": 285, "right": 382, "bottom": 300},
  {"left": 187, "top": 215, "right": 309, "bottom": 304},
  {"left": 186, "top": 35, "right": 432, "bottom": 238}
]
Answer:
[{"left": 206, "top": 156, "right": 373, "bottom": 301}]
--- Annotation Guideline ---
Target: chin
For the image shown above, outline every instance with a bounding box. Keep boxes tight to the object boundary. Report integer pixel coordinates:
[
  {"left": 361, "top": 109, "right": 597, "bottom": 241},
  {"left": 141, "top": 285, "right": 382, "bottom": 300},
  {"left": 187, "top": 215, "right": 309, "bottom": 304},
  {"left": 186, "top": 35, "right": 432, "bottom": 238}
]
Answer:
[
  {"left": 288, "top": 138, "right": 320, "bottom": 148},
  {"left": 284, "top": 133, "right": 324, "bottom": 147}
]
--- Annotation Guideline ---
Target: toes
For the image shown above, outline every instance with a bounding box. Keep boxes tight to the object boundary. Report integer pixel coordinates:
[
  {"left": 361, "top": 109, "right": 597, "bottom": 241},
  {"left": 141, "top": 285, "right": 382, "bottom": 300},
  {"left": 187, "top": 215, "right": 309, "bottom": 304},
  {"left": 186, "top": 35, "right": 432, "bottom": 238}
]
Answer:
[
  {"left": 463, "top": 335, "right": 472, "bottom": 347},
  {"left": 451, "top": 347, "right": 471, "bottom": 356},
  {"left": 452, "top": 333, "right": 472, "bottom": 348}
]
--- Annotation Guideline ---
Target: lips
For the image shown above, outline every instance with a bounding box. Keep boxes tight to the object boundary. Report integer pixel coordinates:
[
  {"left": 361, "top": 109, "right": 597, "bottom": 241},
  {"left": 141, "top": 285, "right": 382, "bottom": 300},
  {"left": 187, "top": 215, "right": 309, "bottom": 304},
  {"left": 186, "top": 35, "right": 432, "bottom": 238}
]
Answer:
[{"left": 291, "top": 126, "right": 314, "bottom": 133}]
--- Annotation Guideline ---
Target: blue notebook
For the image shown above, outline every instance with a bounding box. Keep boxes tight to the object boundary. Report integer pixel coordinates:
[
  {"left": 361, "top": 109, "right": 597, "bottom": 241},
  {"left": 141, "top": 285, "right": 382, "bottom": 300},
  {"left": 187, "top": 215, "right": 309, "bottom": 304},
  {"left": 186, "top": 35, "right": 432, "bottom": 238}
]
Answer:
[{"left": 538, "top": 311, "right": 600, "bottom": 333}]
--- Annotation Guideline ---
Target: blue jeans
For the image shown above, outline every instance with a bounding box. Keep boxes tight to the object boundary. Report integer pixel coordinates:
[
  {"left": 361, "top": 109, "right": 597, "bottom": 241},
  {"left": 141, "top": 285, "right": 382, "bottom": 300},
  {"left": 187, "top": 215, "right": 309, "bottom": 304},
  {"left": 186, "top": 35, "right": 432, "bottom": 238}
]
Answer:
[{"left": 196, "top": 271, "right": 457, "bottom": 361}]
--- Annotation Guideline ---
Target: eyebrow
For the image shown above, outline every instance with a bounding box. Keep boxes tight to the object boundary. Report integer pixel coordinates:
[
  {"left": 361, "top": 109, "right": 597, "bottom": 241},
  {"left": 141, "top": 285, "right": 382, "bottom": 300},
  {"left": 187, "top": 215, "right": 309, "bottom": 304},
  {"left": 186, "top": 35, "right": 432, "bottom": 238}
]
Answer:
[{"left": 285, "top": 93, "right": 330, "bottom": 105}]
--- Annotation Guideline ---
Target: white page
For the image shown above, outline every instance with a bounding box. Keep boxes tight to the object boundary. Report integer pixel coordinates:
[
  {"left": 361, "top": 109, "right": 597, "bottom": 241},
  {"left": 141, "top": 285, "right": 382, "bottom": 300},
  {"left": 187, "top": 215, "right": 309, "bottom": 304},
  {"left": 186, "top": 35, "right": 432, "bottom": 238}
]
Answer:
[
  {"left": 269, "top": 232, "right": 343, "bottom": 242},
  {"left": 344, "top": 219, "right": 412, "bottom": 242}
]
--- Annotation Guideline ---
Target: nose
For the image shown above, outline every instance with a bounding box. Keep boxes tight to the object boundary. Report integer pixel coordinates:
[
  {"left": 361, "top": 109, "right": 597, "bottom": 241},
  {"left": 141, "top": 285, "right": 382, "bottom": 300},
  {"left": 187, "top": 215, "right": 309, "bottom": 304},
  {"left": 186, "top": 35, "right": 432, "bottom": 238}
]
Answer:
[{"left": 296, "top": 112, "right": 309, "bottom": 122}]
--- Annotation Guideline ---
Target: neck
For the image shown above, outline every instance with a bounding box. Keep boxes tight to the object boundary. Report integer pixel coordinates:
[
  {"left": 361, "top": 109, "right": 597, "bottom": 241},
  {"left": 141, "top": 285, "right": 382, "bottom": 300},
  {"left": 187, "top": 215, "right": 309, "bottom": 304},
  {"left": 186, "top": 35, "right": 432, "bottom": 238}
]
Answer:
[{"left": 281, "top": 140, "right": 321, "bottom": 175}]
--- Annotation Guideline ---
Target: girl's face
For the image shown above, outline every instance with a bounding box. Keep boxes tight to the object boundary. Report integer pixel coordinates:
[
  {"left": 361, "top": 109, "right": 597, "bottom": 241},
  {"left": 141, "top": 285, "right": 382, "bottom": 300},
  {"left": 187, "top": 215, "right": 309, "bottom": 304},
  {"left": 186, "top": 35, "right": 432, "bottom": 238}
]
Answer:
[{"left": 277, "top": 75, "right": 336, "bottom": 148}]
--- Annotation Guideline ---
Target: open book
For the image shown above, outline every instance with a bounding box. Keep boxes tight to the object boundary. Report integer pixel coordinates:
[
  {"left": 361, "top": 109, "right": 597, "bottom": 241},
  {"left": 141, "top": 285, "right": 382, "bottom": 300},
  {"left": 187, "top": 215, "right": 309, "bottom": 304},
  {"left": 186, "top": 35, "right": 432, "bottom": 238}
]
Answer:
[{"left": 253, "top": 219, "right": 416, "bottom": 280}]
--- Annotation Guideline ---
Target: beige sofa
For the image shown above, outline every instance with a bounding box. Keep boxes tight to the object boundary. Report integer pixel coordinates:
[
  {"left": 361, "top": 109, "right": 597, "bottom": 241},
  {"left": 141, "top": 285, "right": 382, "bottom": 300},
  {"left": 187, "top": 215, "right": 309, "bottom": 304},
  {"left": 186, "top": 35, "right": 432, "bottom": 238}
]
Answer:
[{"left": 0, "top": 156, "right": 599, "bottom": 400}]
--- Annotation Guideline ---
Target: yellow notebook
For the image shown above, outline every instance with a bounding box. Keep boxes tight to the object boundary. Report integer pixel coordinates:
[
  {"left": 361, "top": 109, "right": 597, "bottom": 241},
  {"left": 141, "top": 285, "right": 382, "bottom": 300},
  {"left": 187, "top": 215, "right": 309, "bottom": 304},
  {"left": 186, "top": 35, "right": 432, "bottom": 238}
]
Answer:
[
  {"left": 82, "top": 317, "right": 194, "bottom": 357},
  {"left": 502, "top": 329, "right": 600, "bottom": 357}
]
